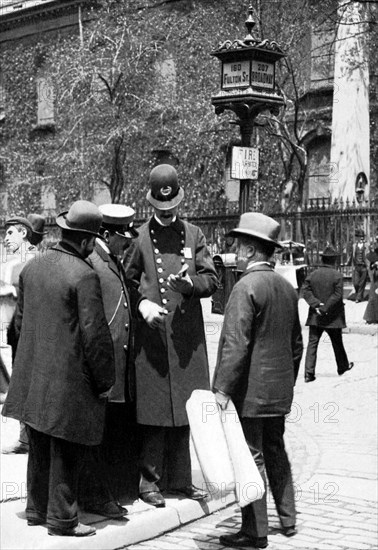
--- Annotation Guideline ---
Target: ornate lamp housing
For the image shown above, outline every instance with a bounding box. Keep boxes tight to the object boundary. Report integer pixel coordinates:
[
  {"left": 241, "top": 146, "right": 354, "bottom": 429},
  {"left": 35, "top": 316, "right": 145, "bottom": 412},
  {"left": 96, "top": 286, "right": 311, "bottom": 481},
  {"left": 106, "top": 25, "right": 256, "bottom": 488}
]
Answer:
[{"left": 211, "top": 6, "right": 286, "bottom": 120}]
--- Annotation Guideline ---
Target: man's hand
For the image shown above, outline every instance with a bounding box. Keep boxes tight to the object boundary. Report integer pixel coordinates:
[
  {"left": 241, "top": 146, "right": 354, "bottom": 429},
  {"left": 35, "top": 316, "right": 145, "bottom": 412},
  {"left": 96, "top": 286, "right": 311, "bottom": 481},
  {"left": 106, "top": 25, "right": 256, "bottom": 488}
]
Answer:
[
  {"left": 139, "top": 299, "right": 168, "bottom": 329},
  {"left": 99, "top": 387, "right": 113, "bottom": 399},
  {"left": 167, "top": 272, "right": 193, "bottom": 295},
  {"left": 214, "top": 390, "right": 230, "bottom": 411}
]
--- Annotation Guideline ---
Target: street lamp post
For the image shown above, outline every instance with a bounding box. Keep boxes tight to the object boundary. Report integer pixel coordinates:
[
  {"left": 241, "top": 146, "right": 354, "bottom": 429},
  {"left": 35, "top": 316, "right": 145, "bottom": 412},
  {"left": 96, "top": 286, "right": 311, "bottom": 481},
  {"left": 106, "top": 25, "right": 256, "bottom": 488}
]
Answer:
[{"left": 211, "top": 5, "right": 286, "bottom": 213}]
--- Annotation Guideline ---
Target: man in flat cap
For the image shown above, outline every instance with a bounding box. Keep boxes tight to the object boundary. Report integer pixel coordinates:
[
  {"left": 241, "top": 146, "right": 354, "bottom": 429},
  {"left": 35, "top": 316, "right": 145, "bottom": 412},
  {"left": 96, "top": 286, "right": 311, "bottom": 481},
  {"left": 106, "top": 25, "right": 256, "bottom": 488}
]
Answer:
[
  {"left": 0, "top": 217, "right": 36, "bottom": 435},
  {"left": 2, "top": 200, "right": 115, "bottom": 537},
  {"left": 79, "top": 203, "right": 139, "bottom": 518},
  {"left": 124, "top": 164, "right": 218, "bottom": 508},
  {"left": 213, "top": 212, "right": 303, "bottom": 549}
]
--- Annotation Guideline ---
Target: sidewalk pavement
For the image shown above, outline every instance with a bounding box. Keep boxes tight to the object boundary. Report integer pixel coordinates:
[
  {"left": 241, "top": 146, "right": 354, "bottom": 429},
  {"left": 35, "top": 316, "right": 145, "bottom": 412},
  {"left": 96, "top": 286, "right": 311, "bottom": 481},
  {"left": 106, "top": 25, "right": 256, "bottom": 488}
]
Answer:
[{"left": 1, "top": 296, "right": 377, "bottom": 550}]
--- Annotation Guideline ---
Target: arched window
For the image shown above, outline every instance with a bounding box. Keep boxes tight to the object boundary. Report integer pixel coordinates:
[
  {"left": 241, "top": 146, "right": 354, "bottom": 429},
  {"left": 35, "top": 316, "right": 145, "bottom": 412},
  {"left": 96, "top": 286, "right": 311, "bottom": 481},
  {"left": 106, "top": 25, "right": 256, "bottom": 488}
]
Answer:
[{"left": 305, "top": 135, "right": 332, "bottom": 201}]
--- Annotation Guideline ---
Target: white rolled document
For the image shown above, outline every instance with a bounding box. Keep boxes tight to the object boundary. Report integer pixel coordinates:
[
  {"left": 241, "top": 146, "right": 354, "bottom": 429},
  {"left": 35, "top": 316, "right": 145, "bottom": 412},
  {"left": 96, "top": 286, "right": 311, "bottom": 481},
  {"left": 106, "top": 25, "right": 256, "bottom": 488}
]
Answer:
[{"left": 186, "top": 389, "right": 265, "bottom": 507}]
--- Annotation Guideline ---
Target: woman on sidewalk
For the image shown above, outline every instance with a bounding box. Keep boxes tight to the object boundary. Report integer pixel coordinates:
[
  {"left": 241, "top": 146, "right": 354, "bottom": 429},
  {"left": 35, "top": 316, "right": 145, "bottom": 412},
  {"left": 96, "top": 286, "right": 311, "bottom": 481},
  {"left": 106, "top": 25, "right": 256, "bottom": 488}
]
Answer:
[{"left": 363, "top": 237, "right": 378, "bottom": 324}]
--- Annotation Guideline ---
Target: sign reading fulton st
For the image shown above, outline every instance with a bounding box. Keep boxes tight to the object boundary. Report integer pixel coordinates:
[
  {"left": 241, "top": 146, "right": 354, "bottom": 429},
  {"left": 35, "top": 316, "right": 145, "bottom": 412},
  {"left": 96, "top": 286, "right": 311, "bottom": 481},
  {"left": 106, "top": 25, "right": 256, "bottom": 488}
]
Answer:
[{"left": 222, "top": 60, "right": 274, "bottom": 90}]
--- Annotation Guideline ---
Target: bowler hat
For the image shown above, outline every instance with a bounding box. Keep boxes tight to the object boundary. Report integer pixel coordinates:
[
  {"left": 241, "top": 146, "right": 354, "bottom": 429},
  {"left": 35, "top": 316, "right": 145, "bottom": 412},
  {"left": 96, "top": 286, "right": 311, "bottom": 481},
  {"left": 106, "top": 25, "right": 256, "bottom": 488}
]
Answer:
[
  {"left": 5, "top": 216, "right": 34, "bottom": 237},
  {"left": 56, "top": 200, "right": 103, "bottom": 237},
  {"left": 228, "top": 212, "right": 282, "bottom": 248},
  {"left": 146, "top": 164, "right": 184, "bottom": 210},
  {"left": 27, "top": 214, "right": 47, "bottom": 236},
  {"left": 321, "top": 246, "right": 340, "bottom": 258},
  {"left": 98, "top": 204, "right": 138, "bottom": 238}
]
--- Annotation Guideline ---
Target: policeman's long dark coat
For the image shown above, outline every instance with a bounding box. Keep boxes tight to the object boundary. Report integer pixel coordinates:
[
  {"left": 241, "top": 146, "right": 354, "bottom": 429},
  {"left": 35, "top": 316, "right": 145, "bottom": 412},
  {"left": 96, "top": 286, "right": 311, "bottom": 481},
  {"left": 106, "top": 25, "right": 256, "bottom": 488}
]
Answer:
[
  {"left": 2, "top": 243, "right": 115, "bottom": 446},
  {"left": 302, "top": 265, "right": 346, "bottom": 328},
  {"left": 213, "top": 264, "right": 303, "bottom": 418},
  {"left": 91, "top": 242, "right": 135, "bottom": 404},
  {"left": 124, "top": 217, "right": 218, "bottom": 427}
]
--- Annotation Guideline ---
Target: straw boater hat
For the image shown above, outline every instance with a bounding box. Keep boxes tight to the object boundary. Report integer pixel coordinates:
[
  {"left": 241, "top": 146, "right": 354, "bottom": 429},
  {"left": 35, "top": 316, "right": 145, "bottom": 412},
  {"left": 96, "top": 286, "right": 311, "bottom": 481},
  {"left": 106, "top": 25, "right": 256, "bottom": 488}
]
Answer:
[
  {"left": 56, "top": 200, "right": 103, "bottom": 238},
  {"left": 228, "top": 212, "right": 283, "bottom": 249},
  {"left": 98, "top": 204, "right": 138, "bottom": 238},
  {"left": 146, "top": 164, "right": 184, "bottom": 210}
]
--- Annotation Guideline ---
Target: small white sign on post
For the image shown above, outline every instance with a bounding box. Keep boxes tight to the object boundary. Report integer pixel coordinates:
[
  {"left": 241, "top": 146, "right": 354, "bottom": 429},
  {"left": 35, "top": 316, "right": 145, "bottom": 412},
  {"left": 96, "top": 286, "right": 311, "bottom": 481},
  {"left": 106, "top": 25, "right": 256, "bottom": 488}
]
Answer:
[{"left": 231, "top": 147, "right": 259, "bottom": 180}]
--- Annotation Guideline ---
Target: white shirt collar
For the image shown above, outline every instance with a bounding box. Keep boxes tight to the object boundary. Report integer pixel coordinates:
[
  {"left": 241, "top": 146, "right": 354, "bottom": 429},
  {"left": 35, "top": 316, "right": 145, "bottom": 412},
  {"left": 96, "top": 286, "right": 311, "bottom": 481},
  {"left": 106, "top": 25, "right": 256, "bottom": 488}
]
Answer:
[{"left": 154, "top": 214, "right": 177, "bottom": 226}]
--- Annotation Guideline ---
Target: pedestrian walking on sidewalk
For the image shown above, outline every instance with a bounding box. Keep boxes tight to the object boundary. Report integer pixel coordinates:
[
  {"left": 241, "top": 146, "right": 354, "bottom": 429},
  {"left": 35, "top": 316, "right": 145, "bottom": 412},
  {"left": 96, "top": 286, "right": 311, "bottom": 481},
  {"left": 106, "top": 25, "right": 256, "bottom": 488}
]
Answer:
[
  {"left": 213, "top": 212, "right": 303, "bottom": 549},
  {"left": 302, "top": 246, "right": 354, "bottom": 382},
  {"left": 124, "top": 164, "right": 218, "bottom": 508},
  {"left": 348, "top": 229, "right": 368, "bottom": 302},
  {"left": 363, "top": 236, "right": 378, "bottom": 324},
  {"left": 2, "top": 200, "right": 115, "bottom": 537}
]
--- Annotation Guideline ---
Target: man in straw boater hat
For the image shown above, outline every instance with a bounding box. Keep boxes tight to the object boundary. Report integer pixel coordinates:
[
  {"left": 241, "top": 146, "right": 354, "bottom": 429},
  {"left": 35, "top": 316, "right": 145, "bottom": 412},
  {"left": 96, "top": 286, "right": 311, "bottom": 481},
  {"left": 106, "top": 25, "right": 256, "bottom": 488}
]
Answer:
[
  {"left": 124, "top": 164, "right": 218, "bottom": 508},
  {"left": 212, "top": 212, "right": 303, "bottom": 549},
  {"left": 2, "top": 200, "right": 115, "bottom": 537},
  {"left": 302, "top": 245, "right": 354, "bottom": 383},
  {"left": 79, "top": 203, "right": 139, "bottom": 518}
]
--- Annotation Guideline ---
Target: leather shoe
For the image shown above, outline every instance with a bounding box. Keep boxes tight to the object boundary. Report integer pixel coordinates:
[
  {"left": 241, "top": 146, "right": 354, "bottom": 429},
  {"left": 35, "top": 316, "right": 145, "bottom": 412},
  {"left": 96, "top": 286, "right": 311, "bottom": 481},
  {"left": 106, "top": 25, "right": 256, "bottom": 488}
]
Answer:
[
  {"left": 220, "top": 531, "right": 268, "bottom": 548},
  {"left": 2, "top": 441, "right": 29, "bottom": 454},
  {"left": 283, "top": 525, "right": 297, "bottom": 537},
  {"left": 305, "top": 374, "right": 316, "bottom": 383},
  {"left": 140, "top": 491, "right": 165, "bottom": 508},
  {"left": 170, "top": 485, "right": 208, "bottom": 500},
  {"left": 83, "top": 501, "right": 128, "bottom": 519},
  {"left": 338, "top": 362, "right": 354, "bottom": 376},
  {"left": 48, "top": 522, "right": 96, "bottom": 537},
  {"left": 27, "top": 517, "right": 46, "bottom": 526}
]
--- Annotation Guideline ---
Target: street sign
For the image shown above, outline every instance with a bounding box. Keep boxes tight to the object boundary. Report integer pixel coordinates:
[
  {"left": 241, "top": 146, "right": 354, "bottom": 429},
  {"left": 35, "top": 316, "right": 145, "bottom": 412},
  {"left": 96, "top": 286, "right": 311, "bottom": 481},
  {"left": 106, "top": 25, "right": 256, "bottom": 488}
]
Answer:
[
  {"left": 222, "top": 60, "right": 250, "bottom": 89},
  {"left": 251, "top": 60, "right": 275, "bottom": 89},
  {"left": 231, "top": 147, "right": 259, "bottom": 180}
]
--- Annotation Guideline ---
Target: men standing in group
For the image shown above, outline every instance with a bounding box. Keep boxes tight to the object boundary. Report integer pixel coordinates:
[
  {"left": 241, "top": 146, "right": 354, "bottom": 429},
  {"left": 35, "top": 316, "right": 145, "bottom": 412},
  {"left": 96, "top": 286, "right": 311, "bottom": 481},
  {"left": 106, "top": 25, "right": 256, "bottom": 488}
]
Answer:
[
  {"left": 349, "top": 229, "right": 368, "bottom": 302},
  {"left": 79, "top": 203, "right": 139, "bottom": 518},
  {"left": 302, "top": 246, "right": 354, "bottom": 382},
  {"left": 2, "top": 200, "right": 115, "bottom": 537},
  {"left": 213, "top": 213, "right": 303, "bottom": 549},
  {"left": 124, "top": 164, "right": 218, "bottom": 508}
]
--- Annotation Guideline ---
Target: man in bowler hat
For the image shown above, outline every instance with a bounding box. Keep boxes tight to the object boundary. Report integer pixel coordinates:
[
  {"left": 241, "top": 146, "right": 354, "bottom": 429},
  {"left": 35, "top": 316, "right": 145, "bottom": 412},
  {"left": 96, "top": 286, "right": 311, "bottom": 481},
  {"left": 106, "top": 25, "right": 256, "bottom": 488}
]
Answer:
[
  {"left": 302, "top": 246, "right": 354, "bottom": 382},
  {"left": 348, "top": 229, "right": 368, "bottom": 302},
  {"left": 79, "top": 203, "right": 139, "bottom": 518},
  {"left": 27, "top": 213, "right": 48, "bottom": 247},
  {"left": 213, "top": 212, "right": 303, "bottom": 549},
  {"left": 2, "top": 200, "right": 115, "bottom": 537},
  {"left": 124, "top": 164, "right": 218, "bottom": 508}
]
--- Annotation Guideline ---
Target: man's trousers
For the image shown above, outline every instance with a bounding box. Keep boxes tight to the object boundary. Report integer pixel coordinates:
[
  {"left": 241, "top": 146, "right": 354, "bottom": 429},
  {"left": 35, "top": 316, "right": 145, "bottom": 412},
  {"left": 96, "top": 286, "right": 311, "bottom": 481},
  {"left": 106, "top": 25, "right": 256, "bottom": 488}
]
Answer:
[
  {"left": 240, "top": 416, "right": 296, "bottom": 539},
  {"left": 352, "top": 265, "right": 368, "bottom": 301},
  {"left": 25, "top": 425, "right": 89, "bottom": 530},
  {"left": 139, "top": 425, "right": 192, "bottom": 494},
  {"left": 304, "top": 326, "right": 349, "bottom": 376}
]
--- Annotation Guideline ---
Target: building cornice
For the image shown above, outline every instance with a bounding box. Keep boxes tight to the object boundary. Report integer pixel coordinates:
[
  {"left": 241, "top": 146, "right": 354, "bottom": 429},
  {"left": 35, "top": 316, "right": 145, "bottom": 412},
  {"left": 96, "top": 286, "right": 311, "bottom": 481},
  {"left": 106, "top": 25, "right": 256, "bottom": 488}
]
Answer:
[{"left": 0, "top": 0, "right": 96, "bottom": 42}]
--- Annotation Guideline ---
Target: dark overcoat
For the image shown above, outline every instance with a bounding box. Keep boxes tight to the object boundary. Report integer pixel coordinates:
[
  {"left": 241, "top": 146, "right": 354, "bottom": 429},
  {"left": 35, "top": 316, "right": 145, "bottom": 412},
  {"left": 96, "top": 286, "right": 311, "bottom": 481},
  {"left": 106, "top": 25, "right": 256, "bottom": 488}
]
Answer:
[
  {"left": 302, "top": 265, "right": 346, "bottom": 328},
  {"left": 212, "top": 264, "right": 303, "bottom": 418},
  {"left": 2, "top": 243, "right": 115, "bottom": 446},
  {"left": 90, "top": 241, "right": 135, "bottom": 404},
  {"left": 123, "top": 217, "right": 218, "bottom": 426}
]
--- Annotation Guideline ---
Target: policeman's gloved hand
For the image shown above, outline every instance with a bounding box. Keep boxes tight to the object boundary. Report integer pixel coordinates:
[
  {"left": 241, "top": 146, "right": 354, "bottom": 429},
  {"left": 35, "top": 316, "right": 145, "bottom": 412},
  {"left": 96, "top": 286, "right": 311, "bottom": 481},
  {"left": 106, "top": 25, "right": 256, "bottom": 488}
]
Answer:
[
  {"left": 139, "top": 299, "right": 168, "bottom": 329},
  {"left": 167, "top": 272, "right": 193, "bottom": 295}
]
